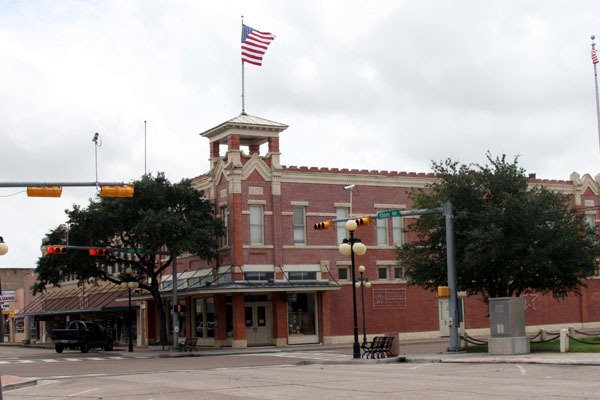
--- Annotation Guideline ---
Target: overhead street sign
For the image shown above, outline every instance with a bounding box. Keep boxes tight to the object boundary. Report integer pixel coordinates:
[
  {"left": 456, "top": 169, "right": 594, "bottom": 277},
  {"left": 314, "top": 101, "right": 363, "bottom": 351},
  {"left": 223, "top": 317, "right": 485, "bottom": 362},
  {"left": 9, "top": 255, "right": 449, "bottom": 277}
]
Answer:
[
  {"left": 377, "top": 209, "right": 403, "bottom": 219},
  {"left": 117, "top": 247, "right": 148, "bottom": 254}
]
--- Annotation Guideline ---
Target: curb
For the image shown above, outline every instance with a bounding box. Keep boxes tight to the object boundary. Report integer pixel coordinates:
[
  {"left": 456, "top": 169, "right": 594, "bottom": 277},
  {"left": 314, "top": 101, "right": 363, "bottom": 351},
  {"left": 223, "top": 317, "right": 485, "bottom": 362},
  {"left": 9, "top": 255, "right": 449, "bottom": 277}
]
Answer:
[{"left": 2, "top": 376, "right": 38, "bottom": 392}]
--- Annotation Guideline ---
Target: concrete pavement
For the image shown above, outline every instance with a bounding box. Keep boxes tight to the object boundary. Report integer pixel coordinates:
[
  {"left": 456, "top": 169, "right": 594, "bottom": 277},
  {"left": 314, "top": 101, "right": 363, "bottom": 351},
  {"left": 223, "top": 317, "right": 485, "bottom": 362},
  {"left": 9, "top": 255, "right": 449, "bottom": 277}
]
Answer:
[{"left": 3, "top": 338, "right": 600, "bottom": 392}]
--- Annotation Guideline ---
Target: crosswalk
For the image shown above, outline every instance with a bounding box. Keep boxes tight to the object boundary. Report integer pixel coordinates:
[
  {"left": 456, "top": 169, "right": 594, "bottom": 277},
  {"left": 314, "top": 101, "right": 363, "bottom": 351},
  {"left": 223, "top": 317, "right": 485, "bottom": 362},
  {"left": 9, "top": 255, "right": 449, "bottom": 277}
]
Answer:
[
  {"left": 0, "top": 355, "right": 149, "bottom": 365},
  {"left": 243, "top": 351, "right": 351, "bottom": 362}
]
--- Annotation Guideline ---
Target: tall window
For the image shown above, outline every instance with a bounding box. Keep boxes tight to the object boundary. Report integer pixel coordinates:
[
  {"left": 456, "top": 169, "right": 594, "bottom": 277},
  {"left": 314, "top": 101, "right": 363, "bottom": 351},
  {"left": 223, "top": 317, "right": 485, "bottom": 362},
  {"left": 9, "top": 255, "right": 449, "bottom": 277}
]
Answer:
[
  {"left": 293, "top": 206, "right": 306, "bottom": 244},
  {"left": 221, "top": 206, "right": 229, "bottom": 247},
  {"left": 392, "top": 216, "right": 404, "bottom": 245},
  {"left": 249, "top": 205, "right": 264, "bottom": 244},
  {"left": 377, "top": 215, "right": 389, "bottom": 245},
  {"left": 336, "top": 207, "right": 349, "bottom": 243}
]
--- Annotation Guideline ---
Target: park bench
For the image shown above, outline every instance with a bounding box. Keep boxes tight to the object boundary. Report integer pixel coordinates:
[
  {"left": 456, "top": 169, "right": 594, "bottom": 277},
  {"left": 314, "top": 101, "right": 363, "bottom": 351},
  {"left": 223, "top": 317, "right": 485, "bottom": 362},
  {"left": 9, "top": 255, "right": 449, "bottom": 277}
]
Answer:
[
  {"left": 179, "top": 337, "right": 198, "bottom": 352},
  {"left": 361, "top": 336, "right": 395, "bottom": 359}
]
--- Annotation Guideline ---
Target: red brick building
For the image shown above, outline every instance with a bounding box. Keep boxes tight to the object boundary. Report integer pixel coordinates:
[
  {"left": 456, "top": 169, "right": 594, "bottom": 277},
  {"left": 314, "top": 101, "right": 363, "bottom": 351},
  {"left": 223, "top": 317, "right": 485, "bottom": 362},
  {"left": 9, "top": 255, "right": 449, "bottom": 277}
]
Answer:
[{"left": 147, "top": 114, "right": 600, "bottom": 348}]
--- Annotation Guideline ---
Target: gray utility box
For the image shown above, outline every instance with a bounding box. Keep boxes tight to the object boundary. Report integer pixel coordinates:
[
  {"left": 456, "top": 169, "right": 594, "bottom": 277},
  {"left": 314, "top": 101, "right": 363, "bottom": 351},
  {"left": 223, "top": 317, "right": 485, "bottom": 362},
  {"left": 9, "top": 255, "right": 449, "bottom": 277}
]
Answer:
[{"left": 488, "top": 297, "right": 530, "bottom": 355}]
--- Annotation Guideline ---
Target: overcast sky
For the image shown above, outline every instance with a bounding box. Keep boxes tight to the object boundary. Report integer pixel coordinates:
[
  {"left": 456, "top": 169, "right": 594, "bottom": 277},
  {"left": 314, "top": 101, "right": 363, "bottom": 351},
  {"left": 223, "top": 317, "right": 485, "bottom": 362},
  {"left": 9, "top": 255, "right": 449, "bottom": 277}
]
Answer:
[{"left": 2, "top": 0, "right": 600, "bottom": 268}]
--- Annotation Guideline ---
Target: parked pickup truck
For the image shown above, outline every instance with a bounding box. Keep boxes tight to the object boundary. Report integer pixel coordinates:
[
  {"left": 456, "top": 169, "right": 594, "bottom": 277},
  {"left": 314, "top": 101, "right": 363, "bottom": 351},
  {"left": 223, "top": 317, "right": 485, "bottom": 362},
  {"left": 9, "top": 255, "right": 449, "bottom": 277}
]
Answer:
[{"left": 51, "top": 320, "right": 113, "bottom": 353}]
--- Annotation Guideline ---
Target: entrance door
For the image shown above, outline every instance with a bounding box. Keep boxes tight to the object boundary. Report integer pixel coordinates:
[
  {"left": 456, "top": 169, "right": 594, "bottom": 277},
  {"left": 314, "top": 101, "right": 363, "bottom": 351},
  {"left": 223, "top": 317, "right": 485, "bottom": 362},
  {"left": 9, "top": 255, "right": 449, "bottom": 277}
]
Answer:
[{"left": 245, "top": 303, "right": 272, "bottom": 346}]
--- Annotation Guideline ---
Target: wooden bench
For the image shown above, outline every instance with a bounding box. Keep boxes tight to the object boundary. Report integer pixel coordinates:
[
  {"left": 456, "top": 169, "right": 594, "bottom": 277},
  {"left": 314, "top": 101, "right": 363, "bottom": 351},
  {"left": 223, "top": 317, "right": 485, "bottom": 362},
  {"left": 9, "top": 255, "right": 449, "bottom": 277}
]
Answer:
[
  {"left": 179, "top": 337, "right": 198, "bottom": 352},
  {"left": 361, "top": 336, "right": 395, "bottom": 359}
]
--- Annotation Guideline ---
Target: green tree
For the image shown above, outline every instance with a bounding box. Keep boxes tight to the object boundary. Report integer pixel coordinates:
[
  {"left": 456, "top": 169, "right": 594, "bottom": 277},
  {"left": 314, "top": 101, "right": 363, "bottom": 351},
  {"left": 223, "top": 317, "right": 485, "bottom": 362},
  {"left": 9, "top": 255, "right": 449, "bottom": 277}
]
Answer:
[
  {"left": 34, "top": 173, "right": 224, "bottom": 344},
  {"left": 397, "top": 154, "right": 600, "bottom": 300}
]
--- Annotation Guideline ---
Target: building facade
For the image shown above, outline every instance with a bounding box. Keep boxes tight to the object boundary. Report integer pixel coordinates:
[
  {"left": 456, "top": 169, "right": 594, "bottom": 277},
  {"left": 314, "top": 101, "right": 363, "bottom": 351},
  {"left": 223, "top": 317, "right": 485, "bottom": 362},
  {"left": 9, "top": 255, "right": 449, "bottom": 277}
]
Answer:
[{"left": 143, "top": 114, "right": 600, "bottom": 348}]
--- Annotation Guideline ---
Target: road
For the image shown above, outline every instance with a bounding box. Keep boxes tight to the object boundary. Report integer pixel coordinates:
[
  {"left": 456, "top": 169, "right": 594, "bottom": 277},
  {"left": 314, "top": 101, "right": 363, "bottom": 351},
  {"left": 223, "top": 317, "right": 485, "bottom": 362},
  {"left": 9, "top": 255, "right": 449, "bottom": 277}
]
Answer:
[{"left": 2, "top": 345, "right": 600, "bottom": 399}]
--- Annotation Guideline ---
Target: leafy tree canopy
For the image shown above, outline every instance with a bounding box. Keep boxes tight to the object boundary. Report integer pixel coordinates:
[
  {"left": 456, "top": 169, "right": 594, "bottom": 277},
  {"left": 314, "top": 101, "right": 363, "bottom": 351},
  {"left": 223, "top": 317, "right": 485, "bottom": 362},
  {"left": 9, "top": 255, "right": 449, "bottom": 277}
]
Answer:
[
  {"left": 397, "top": 154, "right": 600, "bottom": 300},
  {"left": 34, "top": 173, "right": 224, "bottom": 343}
]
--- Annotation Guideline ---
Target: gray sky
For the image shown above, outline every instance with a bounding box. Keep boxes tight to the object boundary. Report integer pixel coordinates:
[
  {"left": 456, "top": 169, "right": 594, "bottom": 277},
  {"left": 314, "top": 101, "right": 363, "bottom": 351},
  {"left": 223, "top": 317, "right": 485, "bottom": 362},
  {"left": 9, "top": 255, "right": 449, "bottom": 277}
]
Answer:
[{"left": 2, "top": 0, "right": 600, "bottom": 268}]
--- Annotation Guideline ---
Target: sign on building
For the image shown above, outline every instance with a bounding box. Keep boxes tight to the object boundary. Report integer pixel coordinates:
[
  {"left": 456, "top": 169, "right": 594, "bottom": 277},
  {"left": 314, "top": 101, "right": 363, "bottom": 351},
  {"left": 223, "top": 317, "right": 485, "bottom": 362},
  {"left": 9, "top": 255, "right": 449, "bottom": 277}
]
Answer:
[{"left": 0, "top": 291, "right": 16, "bottom": 302}]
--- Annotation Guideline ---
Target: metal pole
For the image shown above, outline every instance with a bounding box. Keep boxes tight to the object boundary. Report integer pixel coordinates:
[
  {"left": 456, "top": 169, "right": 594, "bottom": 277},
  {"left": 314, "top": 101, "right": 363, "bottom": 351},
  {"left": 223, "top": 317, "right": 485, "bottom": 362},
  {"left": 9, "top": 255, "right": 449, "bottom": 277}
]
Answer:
[
  {"left": 241, "top": 16, "right": 246, "bottom": 115},
  {"left": 0, "top": 271, "right": 3, "bottom": 344},
  {"left": 360, "top": 272, "right": 367, "bottom": 345},
  {"left": 349, "top": 231, "right": 360, "bottom": 359},
  {"left": 144, "top": 120, "right": 147, "bottom": 176},
  {"left": 172, "top": 256, "right": 178, "bottom": 351},
  {"left": 128, "top": 287, "right": 133, "bottom": 352},
  {"left": 444, "top": 201, "right": 461, "bottom": 352},
  {"left": 592, "top": 36, "right": 600, "bottom": 153}
]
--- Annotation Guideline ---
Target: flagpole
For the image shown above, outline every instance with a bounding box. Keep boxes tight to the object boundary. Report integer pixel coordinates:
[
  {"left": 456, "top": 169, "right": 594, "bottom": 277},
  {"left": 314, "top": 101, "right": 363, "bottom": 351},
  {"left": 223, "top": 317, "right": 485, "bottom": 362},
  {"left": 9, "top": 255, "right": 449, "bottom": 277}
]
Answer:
[
  {"left": 592, "top": 35, "right": 600, "bottom": 153},
  {"left": 241, "top": 15, "right": 246, "bottom": 115}
]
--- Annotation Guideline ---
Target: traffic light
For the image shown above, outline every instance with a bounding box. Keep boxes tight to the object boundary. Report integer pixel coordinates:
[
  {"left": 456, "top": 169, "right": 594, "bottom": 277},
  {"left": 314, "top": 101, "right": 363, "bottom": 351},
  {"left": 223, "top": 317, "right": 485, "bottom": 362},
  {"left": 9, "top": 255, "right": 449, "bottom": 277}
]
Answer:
[
  {"left": 99, "top": 185, "right": 134, "bottom": 198},
  {"left": 46, "top": 245, "right": 67, "bottom": 255},
  {"left": 89, "top": 247, "right": 111, "bottom": 256},
  {"left": 354, "top": 216, "right": 372, "bottom": 226},
  {"left": 27, "top": 186, "right": 62, "bottom": 197},
  {"left": 314, "top": 220, "right": 333, "bottom": 230}
]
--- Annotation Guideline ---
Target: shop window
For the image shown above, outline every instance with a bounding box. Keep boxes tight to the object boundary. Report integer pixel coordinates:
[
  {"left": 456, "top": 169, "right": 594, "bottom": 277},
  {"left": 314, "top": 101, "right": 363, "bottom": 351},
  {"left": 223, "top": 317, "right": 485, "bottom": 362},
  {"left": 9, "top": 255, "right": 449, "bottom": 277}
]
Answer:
[
  {"left": 244, "top": 271, "right": 274, "bottom": 281},
  {"left": 188, "top": 277, "right": 200, "bottom": 288},
  {"left": 288, "top": 271, "right": 317, "bottom": 281},
  {"left": 162, "top": 280, "right": 173, "bottom": 290},
  {"left": 288, "top": 293, "right": 316, "bottom": 335},
  {"left": 195, "top": 298, "right": 215, "bottom": 338}
]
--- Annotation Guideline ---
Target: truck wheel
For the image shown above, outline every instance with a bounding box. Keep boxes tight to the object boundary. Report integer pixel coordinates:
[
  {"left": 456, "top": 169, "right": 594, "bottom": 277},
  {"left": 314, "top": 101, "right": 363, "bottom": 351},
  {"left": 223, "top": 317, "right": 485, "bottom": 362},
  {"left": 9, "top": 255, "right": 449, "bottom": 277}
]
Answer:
[
  {"left": 55, "top": 344, "right": 64, "bottom": 353},
  {"left": 80, "top": 342, "right": 89, "bottom": 353},
  {"left": 104, "top": 340, "right": 113, "bottom": 351}
]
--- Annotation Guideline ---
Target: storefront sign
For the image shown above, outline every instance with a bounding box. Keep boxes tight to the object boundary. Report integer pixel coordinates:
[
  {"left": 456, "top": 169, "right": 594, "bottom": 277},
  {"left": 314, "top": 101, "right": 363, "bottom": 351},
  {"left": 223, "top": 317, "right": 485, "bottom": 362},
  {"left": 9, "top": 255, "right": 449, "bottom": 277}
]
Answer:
[{"left": 0, "top": 291, "right": 15, "bottom": 302}]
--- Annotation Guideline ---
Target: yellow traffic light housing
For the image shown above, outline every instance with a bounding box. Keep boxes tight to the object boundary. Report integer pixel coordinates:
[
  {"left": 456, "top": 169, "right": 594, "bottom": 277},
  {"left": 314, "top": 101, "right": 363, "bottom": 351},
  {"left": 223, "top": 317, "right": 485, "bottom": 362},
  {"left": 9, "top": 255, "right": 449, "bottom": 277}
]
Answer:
[
  {"left": 99, "top": 185, "right": 134, "bottom": 198},
  {"left": 27, "top": 186, "right": 63, "bottom": 197},
  {"left": 354, "top": 216, "right": 372, "bottom": 226},
  {"left": 437, "top": 286, "right": 450, "bottom": 298},
  {"left": 314, "top": 220, "right": 333, "bottom": 230},
  {"left": 89, "top": 248, "right": 111, "bottom": 256},
  {"left": 46, "top": 245, "right": 67, "bottom": 255}
]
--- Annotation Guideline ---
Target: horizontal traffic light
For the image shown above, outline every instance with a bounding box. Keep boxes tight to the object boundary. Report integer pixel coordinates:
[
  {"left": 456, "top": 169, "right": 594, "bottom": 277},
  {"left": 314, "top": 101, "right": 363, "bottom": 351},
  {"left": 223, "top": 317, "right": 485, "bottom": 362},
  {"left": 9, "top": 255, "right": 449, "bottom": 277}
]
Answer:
[
  {"left": 46, "top": 245, "right": 67, "bottom": 255},
  {"left": 99, "top": 185, "right": 134, "bottom": 198},
  {"left": 27, "top": 186, "right": 63, "bottom": 197},
  {"left": 314, "top": 220, "right": 333, "bottom": 230},
  {"left": 89, "top": 247, "right": 111, "bottom": 256},
  {"left": 354, "top": 216, "right": 372, "bottom": 226}
]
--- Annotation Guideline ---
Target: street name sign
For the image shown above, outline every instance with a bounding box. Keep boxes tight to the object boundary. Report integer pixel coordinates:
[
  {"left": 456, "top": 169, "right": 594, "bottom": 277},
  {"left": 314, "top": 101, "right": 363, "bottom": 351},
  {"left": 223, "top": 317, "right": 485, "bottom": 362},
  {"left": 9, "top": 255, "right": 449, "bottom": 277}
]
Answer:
[{"left": 377, "top": 209, "right": 403, "bottom": 219}]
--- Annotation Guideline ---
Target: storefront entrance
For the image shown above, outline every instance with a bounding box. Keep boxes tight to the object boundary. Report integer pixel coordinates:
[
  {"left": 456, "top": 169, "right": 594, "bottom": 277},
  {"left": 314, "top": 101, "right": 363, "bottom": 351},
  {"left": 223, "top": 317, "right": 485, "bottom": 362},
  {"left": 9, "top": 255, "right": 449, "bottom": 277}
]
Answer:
[{"left": 245, "top": 302, "right": 271, "bottom": 346}]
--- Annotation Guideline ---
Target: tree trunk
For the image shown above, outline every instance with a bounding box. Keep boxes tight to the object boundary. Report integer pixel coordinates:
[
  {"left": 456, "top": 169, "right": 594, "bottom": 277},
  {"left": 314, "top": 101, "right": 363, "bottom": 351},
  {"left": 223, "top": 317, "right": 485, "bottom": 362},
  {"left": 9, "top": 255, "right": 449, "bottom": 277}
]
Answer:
[{"left": 149, "top": 283, "right": 167, "bottom": 345}]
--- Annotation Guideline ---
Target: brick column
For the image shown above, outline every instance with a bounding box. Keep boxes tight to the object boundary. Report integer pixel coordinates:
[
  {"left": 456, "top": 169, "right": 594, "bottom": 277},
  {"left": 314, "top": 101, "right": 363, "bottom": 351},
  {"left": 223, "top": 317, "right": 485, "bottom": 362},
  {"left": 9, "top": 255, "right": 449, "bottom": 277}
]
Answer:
[
  {"left": 227, "top": 134, "right": 240, "bottom": 151},
  {"left": 320, "top": 291, "right": 333, "bottom": 344},
  {"left": 210, "top": 142, "right": 220, "bottom": 158},
  {"left": 268, "top": 136, "right": 279, "bottom": 153},
  {"left": 214, "top": 294, "right": 227, "bottom": 347},
  {"left": 272, "top": 292, "right": 288, "bottom": 347},
  {"left": 249, "top": 144, "right": 260, "bottom": 155},
  {"left": 231, "top": 293, "right": 247, "bottom": 348}
]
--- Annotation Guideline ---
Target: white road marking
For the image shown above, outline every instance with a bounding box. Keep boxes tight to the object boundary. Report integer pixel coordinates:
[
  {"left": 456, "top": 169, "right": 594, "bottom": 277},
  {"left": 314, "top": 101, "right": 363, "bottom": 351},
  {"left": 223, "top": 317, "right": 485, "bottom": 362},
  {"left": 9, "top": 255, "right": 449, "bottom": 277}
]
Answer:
[
  {"left": 410, "top": 363, "right": 436, "bottom": 370},
  {"left": 517, "top": 365, "right": 526, "bottom": 376},
  {"left": 87, "top": 357, "right": 107, "bottom": 361},
  {"left": 41, "top": 359, "right": 60, "bottom": 362},
  {"left": 16, "top": 360, "right": 34, "bottom": 363},
  {"left": 213, "top": 364, "right": 295, "bottom": 371},
  {"left": 65, "top": 358, "right": 83, "bottom": 361},
  {"left": 0, "top": 361, "right": 10, "bottom": 364},
  {"left": 108, "top": 356, "right": 126, "bottom": 359},
  {"left": 66, "top": 387, "right": 99, "bottom": 397}
]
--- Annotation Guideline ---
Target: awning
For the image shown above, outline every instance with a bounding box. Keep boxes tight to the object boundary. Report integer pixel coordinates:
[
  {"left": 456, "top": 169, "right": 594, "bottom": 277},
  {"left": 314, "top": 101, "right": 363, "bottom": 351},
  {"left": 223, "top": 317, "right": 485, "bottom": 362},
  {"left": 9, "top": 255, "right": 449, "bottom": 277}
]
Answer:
[
  {"left": 17, "top": 285, "right": 134, "bottom": 317},
  {"left": 130, "top": 281, "right": 342, "bottom": 301}
]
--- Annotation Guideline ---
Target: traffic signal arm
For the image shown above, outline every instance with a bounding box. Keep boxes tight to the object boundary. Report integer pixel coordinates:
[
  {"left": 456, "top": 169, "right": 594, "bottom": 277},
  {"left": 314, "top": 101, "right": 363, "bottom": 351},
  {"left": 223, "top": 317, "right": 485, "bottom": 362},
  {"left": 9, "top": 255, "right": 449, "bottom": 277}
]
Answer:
[
  {"left": 46, "top": 245, "right": 67, "bottom": 254},
  {"left": 354, "top": 216, "right": 372, "bottom": 226},
  {"left": 89, "top": 248, "right": 111, "bottom": 256}
]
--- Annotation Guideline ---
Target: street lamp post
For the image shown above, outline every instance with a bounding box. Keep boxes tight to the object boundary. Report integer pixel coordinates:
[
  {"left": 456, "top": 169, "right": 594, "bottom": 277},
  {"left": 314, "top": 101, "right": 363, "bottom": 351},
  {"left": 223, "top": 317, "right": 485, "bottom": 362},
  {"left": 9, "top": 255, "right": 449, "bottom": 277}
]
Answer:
[
  {"left": 355, "top": 265, "right": 372, "bottom": 345},
  {"left": 339, "top": 220, "right": 367, "bottom": 359},
  {"left": 120, "top": 267, "right": 139, "bottom": 352}
]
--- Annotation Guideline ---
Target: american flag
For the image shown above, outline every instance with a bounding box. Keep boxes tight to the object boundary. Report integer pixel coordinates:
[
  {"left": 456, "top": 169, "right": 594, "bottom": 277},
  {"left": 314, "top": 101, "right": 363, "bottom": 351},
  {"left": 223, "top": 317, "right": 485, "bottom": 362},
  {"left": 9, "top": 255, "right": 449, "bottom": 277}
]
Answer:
[
  {"left": 241, "top": 24, "right": 275, "bottom": 66},
  {"left": 593, "top": 47, "right": 599, "bottom": 65}
]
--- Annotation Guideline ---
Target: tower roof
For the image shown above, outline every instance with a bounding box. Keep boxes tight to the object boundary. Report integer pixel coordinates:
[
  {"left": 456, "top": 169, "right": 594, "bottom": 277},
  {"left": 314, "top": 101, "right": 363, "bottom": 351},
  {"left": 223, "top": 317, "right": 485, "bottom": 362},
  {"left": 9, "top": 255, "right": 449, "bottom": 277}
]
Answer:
[{"left": 200, "top": 114, "right": 288, "bottom": 145}]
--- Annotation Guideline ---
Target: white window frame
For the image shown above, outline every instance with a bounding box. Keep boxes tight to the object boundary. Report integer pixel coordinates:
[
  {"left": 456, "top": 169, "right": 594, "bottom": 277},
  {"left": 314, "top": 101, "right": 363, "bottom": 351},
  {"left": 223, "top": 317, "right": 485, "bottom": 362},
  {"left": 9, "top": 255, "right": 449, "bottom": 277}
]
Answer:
[
  {"left": 392, "top": 216, "right": 404, "bottom": 245},
  {"left": 221, "top": 205, "right": 229, "bottom": 247},
  {"left": 377, "top": 214, "right": 389, "bottom": 245},
  {"left": 336, "top": 207, "right": 349, "bottom": 243},
  {"left": 293, "top": 206, "right": 306, "bottom": 244},
  {"left": 249, "top": 205, "right": 264, "bottom": 245}
]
